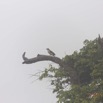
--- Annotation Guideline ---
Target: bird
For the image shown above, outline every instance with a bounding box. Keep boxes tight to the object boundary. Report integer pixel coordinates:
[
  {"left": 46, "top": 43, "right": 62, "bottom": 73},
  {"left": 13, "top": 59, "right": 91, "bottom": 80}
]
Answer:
[{"left": 46, "top": 48, "right": 55, "bottom": 56}]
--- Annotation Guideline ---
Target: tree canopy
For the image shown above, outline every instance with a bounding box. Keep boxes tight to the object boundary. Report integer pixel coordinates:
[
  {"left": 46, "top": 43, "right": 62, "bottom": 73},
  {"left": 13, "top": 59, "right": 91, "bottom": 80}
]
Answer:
[{"left": 22, "top": 35, "right": 103, "bottom": 103}]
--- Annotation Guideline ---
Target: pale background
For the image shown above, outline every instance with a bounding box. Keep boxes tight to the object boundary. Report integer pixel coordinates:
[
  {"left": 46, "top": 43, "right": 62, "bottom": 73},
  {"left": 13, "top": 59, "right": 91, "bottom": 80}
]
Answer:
[{"left": 0, "top": 0, "right": 103, "bottom": 103}]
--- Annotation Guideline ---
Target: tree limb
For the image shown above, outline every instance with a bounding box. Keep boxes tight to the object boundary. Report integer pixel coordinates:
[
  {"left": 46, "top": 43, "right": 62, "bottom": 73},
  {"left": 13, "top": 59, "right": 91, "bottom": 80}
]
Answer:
[
  {"left": 22, "top": 52, "right": 63, "bottom": 66},
  {"left": 22, "top": 52, "right": 80, "bottom": 85}
]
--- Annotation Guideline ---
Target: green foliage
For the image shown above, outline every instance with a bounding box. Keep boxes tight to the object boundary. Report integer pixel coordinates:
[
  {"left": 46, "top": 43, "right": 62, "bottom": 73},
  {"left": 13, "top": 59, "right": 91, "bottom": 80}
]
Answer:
[{"left": 38, "top": 36, "right": 103, "bottom": 103}]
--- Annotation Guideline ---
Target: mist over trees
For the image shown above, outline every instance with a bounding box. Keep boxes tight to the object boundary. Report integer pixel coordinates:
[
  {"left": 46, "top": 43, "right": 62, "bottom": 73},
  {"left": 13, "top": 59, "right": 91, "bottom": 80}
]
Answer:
[{"left": 22, "top": 35, "right": 103, "bottom": 103}]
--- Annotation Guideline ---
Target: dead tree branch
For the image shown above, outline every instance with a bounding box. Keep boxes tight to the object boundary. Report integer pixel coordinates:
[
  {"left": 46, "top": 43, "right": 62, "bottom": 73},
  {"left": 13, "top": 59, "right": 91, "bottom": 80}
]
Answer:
[
  {"left": 22, "top": 52, "right": 80, "bottom": 85},
  {"left": 22, "top": 52, "right": 63, "bottom": 66}
]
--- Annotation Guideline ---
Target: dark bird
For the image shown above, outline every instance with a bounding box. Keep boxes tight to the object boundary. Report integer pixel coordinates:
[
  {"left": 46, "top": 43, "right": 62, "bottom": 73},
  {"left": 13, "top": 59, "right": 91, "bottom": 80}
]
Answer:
[{"left": 46, "top": 48, "right": 55, "bottom": 56}]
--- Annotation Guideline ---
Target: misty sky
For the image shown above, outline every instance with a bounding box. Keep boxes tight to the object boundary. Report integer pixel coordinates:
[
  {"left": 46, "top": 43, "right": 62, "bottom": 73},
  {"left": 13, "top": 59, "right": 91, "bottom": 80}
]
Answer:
[{"left": 0, "top": 0, "right": 103, "bottom": 103}]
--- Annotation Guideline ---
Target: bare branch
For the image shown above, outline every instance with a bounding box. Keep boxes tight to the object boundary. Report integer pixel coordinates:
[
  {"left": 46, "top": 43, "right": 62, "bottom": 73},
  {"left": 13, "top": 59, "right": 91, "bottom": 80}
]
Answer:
[
  {"left": 22, "top": 52, "right": 63, "bottom": 66},
  {"left": 22, "top": 52, "right": 29, "bottom": 60}
]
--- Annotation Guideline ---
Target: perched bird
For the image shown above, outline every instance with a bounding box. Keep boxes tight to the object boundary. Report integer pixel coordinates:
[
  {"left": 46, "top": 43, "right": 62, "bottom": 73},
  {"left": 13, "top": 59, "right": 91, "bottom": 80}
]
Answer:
[{"left": 46, "top": 48, "right": 55, "bottom": 56}]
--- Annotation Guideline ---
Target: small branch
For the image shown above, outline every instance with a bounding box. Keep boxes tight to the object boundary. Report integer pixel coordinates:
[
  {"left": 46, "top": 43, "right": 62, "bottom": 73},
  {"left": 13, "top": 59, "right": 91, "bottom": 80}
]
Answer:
[{"left": 22, "top": 52, "right": 29, "bottom": 60}]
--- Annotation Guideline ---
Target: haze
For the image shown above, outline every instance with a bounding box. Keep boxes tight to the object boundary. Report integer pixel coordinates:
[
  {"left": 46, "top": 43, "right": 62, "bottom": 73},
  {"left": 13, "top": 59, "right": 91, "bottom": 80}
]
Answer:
[{"left": 0, "top": 0, "right": 103, "bottom": 103}]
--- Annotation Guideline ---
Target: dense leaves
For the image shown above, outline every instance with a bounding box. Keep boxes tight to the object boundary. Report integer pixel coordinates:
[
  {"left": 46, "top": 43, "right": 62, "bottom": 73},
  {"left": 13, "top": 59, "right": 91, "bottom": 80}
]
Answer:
[{"left": 38, "top": 35, "right": 103, "bottom": 103}]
